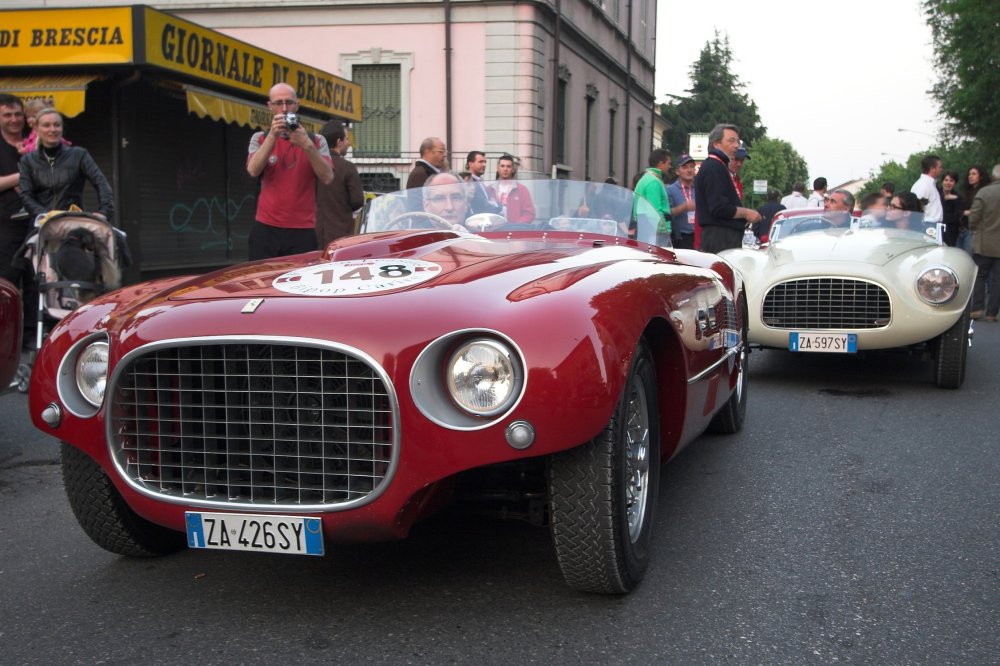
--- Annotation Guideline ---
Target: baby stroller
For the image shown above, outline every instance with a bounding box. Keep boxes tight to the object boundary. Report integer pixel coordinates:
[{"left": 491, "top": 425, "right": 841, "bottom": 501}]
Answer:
[{"left": 14, "top": 210, "right": 130, "bottom": 393}]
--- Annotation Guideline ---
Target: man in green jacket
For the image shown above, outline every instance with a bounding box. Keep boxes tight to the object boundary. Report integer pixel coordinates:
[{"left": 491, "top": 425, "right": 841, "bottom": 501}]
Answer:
[{"left": 634, "top": 148, "right": 672, "bottom": 246}]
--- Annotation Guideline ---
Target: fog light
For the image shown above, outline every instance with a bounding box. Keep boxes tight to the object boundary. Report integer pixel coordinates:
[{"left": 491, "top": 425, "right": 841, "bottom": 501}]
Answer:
[{"left": 505, "top": 420, "right": 535, "bottom": 449}]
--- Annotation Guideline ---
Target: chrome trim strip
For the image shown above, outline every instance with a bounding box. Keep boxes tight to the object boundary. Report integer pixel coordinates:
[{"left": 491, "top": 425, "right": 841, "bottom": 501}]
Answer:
[{"left": 687, "top": 344, "right": 742, "bottom": 385}]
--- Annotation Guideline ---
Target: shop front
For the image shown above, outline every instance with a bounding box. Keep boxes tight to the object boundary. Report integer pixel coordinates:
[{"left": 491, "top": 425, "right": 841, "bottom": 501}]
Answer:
[{"left": 0, "top": 5, "right": 361, "bottom": 280}]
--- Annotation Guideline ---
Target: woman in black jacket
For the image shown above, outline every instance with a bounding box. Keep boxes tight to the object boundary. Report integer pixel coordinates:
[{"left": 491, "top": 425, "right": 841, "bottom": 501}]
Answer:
[{"left": 18, "top": 108, "right": 113, "bottom": 222}]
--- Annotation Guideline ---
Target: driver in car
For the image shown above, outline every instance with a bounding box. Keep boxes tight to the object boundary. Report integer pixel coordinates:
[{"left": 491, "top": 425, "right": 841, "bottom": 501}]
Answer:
[
  {"left": 823, "top": 189, "right": 855, "bottom": 227},
  {"left": 422, "top": 172, "right": 473, "bottom": 229}
]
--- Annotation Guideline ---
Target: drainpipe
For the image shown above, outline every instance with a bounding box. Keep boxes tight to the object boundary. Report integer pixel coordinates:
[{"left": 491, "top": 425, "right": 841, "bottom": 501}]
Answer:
[
  {"left": 444, "top": 0, "right": 453, "bottom": 157},
  {"left": 623, "top": 0, "right": 633, "bottom": 181},
  {"left": 549, "top": 0, "right": 561, "bottom": 172}
]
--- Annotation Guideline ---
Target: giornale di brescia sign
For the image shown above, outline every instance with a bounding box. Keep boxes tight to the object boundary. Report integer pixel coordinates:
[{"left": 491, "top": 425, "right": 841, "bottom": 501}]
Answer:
[{"left": 0, "top": 5, "right": 361, "bottom": 122}]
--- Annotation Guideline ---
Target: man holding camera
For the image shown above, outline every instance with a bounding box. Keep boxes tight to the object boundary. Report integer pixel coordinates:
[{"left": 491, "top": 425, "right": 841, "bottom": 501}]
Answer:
[{"left": 247, "top": 83, "right": 334, "bottom": 260}]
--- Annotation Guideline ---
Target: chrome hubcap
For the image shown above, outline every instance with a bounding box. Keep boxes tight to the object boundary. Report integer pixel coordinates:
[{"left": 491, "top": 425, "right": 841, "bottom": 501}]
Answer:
[{"left": 623, "top": 373, "right": 650, "bottom": 542}]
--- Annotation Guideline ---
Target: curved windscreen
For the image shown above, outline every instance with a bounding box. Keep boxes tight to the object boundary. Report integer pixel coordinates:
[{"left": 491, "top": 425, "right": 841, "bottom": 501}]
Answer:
[
  {"left": 358, "top": 179, "right": 667, "bottom": 247},
  {"left": 769, "top": 209, "right": 943, "bottom": 245}
]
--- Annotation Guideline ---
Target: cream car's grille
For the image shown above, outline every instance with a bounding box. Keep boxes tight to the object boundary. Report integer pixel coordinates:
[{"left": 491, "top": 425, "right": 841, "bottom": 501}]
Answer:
[
  {"left": 108, "top": 341, "right": 395, "bottom": 508},
  {"left": 762, "top": 278, "right": 890, "bottom": 329}
]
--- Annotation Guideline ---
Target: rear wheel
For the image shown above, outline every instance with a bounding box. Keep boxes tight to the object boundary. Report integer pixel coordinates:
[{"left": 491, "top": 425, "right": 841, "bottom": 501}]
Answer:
[
  {"left": 934, "top": 305, "right": 970, "bottom": 389},
  {"left": 548, "top": 341, "right": 660, "bottom": 594},
  {"left": 61, "top": 443, "right": 186, "bottom": 557}
]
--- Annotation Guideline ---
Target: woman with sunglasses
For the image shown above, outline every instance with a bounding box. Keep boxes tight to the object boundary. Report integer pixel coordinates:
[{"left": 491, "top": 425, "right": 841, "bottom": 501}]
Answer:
[{"left": 885, "top": 191, "right": 924, "bottom": 231}]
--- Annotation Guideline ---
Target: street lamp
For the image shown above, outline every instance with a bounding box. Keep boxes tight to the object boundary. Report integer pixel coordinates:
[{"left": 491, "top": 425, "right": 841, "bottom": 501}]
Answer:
[{"left": 897, "top": 128, "right": 936, "bottom": 138}]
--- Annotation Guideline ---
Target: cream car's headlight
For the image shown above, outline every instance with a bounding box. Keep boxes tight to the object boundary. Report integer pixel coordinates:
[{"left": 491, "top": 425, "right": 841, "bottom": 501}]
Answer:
[
  {"left": 446, "top": 339, "right": 517, "bottom": 416},
  {"left": 75, "top": 341, "right": 109, "bottom": 407},
  {"left": 916, "top": 267, "right": 959, "bottom": 305}
]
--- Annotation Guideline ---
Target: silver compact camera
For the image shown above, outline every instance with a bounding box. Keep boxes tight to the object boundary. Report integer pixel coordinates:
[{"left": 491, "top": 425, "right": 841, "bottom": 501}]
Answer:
[{"left": 284, "top": 112, "right": 299, "bottom": 131}]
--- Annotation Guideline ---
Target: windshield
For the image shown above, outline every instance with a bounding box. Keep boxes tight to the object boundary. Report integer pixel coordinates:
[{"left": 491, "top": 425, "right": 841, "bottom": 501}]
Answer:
[
  {"left": 358, "top": 179, "right": 666, "bottom": 246},
  {"left": 768, "top": 209, "right": 943, "bottom": 245}
]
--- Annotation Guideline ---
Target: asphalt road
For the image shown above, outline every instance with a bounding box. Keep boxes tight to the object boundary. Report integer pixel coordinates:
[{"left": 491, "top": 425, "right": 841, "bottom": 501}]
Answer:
[{"left": 1, "top": 324, "right": 998, "bottom": 664}]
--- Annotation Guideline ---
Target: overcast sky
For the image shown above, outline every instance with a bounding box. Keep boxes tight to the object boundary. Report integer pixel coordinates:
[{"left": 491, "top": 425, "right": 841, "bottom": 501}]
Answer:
[{"left": 655, "top": 0, "right": 940, "bottom": 188}]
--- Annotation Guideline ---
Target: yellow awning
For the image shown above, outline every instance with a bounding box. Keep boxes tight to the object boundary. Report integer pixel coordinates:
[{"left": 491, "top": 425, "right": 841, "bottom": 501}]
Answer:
[
  {"left": 184, "top": 86, "right": 326, "bottom": 135},
  {"left": 0, "top": 74, "right": 98, "bottom": 118}
]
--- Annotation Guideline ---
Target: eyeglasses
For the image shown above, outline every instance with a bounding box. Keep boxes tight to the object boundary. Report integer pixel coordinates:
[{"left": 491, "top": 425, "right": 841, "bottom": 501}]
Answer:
[
  {"left": 268, "top": 99, "right": 298, "bottom": 107},
  {"left": 888, "top": 203, "right": 902, "bottom": 210}
]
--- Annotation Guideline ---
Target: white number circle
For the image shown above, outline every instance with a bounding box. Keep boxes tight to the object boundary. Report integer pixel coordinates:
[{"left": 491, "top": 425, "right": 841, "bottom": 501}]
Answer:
[{"left": 272, "top": 259, "right": 441, "bottom": 296}]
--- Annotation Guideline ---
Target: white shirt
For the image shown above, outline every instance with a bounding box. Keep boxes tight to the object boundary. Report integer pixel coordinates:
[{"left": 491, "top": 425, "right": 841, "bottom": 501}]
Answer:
[
  {"left": 911, "top": 173, "right": 943, "bottom": 222},
  {"left": 806, "top": 192, "right": 825, "bottom": 208},
  {"left": 781, "top": 192, "right": 809, "bottom": 209}
]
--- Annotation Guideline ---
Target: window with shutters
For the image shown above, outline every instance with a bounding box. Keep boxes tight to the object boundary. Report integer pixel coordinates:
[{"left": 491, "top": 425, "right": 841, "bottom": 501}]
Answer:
[{"left": 352, "top": 64, "right": 401, "bottom": 158}]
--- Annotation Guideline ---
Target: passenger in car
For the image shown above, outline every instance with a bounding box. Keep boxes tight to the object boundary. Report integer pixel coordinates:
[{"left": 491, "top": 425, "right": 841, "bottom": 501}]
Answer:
[{"left": 886, "top": 192, "right": 925, "bottom": 231}]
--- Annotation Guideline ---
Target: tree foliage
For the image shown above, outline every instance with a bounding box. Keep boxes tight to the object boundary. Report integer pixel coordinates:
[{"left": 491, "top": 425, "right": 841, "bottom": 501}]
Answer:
[
  {"left": 660, "top": 33, "right": 766, "bottom": 157},
  {"left": 859, "top": 140, "right": 993, "bottom": 202},
  {"left": 738, "top": 137, "right": 810, "bottom": 206},
  {"left": 924, "top": 0, "right": 1000, "bottom": 157}
]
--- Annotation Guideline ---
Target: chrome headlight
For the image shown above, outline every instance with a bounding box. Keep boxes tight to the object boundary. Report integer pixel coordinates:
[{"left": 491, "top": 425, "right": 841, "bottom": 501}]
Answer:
[
  {"left": 75, "top": 341, "right": 109, "bottom": 407},
  {"left": 916, "top": 266, "right": 959, "bottom": 305},
  {"left": 446, "top": 339, "right": 517, "bottom": 416}
]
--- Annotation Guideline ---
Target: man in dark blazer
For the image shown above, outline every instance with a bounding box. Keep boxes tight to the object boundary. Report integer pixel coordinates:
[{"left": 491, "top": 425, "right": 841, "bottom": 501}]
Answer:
[{"left": 316, "top": 121, "right": 365, "bottom": 247}]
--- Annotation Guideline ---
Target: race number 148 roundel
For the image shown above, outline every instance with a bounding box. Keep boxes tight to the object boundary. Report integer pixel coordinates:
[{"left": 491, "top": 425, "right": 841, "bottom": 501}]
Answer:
[{"left": 272, "top": 259, "right": 442, "bottom": 296}]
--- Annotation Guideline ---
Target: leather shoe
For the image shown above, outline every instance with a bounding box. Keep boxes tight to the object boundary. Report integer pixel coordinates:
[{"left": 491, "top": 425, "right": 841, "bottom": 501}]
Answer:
[{"left": 970, "top": 309, "right": 984, "bottom": 320}]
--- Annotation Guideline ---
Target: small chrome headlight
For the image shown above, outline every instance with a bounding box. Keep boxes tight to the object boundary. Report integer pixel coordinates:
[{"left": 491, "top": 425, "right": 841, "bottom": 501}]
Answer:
[
  {"left": 916, "top": 266, "right": 959, "bottom": 305},
  {"left": 75, "top": 341, "right": 109, "bottom": 407},
  {"left": 446, "top": 339, "right": 517, "bottom": 416}
]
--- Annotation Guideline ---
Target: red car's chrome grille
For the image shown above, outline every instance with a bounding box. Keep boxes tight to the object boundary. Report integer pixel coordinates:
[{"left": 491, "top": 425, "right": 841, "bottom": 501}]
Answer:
[
  {"left": 762, "top": 278, "right": 891, "bottom": 330},
  {"left": 108, "top": 341, "right": 396, "bottom": 508}
]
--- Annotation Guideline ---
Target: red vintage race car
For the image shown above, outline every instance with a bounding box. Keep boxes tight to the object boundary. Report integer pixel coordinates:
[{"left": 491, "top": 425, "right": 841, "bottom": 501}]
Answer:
[
  {"left": 29, "top": 178, "right": 748, "bottom": 594},
  {"left": 1, "top": 278, "right": 22, "bottom": 393}
]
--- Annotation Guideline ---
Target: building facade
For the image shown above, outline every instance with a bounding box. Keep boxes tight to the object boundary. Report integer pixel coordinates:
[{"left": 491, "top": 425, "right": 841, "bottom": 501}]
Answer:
[
  {"left": 5, "top": 0, "right": 657, "bottom": 276},
  {"left": 165, "top": 0, "right": 658, "bottom": 188}
]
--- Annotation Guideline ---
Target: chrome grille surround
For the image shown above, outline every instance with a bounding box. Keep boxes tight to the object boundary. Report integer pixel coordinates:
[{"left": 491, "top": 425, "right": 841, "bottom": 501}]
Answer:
[
  {"left": 106, "top": 336, "right": 398, "bottom": 511},
  {"left": 761, "top": 277, "right": 891, "bottom": 330}
]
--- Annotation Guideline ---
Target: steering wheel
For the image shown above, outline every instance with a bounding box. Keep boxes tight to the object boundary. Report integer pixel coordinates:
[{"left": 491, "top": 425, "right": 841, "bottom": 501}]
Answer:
[
  {"left": 384, "top": 211, "right": 455, "bottom": 231},
  {"left": 465, "top": 213, "right": 507, "bottom": 232}
]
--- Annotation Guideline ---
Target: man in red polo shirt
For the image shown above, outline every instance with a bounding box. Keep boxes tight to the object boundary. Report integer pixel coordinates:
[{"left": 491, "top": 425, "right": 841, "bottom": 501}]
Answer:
[{"left": 247, "top": 82, "right": 334, "bottom": 260}]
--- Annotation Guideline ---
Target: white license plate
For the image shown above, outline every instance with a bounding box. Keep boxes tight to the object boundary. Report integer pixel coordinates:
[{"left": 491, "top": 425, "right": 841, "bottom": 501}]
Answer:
[
  {"left": 788, "top": 332, "right": 857, "bottom": 353},
  {"left": 185, "top": 512, "right": 324, "bottom": 556}
]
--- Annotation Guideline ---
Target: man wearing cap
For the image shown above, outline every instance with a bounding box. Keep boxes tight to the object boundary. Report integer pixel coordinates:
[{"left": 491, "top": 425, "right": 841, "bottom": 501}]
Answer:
[
  {"left": 667, "top": 153, "right": 697, "bottom": 249},
  {"left": 693, "top": 123, "right": 762, "bottom": 253}
]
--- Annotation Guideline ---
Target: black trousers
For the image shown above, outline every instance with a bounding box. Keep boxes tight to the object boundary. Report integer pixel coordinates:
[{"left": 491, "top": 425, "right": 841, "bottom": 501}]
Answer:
[
  {"left": 248, "top": 220, "right": 318, "bottom": 261},
  {"left": 1, "top": 213, "right": 36, "bottom": 339},
  {"left": 699, "top": 226, "right": 742, "bottom": 254}
]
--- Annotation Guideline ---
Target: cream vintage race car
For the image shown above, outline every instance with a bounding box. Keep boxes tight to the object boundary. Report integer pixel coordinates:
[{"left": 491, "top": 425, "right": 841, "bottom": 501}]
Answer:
[{"left": 720, "top": 208, "right": 976, "bottom": 388}]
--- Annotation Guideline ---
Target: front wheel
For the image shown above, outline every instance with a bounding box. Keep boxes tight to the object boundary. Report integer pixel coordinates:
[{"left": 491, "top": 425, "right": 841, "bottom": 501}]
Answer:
[
  {"left": 548, "top": 341, "right": 660, "bottom": 594},
  {"left": 934, "top": 305, "right": 971, "bottom": 389},
  {"left": 61, "top": 443, "right": 186, "bottom": 557}
]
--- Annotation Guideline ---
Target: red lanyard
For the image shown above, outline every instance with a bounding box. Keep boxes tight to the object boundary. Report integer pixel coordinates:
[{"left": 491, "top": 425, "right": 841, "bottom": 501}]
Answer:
[
  {"left": 708, "top": 153, "right": 739, "bottom": 191},
  {"left": 680, "top": 182, "right": 692, "bottom": 202}
]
